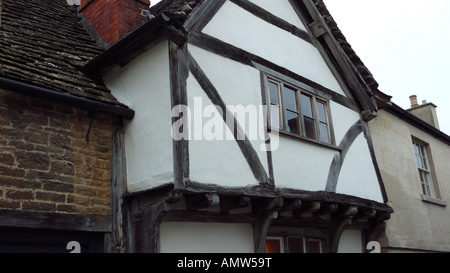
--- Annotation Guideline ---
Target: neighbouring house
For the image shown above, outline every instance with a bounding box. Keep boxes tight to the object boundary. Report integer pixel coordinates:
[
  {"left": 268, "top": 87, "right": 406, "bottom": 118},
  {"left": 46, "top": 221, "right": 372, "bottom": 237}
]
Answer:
[
  {"left": 369, "top": 95, "right": 450, "bottom": 253},
  {"left": 1, "top": 0, "right": 395, "bottom": 253},
  {"left": 0, "top": 0, "right": 134, "bottom": 252}
]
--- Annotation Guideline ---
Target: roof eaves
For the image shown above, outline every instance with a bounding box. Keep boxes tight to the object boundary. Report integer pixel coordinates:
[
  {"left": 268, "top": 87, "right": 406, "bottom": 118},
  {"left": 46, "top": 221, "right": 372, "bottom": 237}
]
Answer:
[{"left": 386, "top": 103, "right": 450, "bottom": 145}]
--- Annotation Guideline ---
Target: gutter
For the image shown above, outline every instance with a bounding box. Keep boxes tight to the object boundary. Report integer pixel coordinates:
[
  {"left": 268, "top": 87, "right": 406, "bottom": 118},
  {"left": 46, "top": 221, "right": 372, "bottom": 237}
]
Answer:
[{"left": 0, "top": 77, "right": 135, "bottom": 120}]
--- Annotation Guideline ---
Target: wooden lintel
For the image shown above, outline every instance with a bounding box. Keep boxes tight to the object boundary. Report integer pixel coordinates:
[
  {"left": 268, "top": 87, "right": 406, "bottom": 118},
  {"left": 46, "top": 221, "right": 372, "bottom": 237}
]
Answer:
[
  {"left": 220, "top": 196, "right": 251, "bottom": 213},
  {"left": 317, "top": 203, "right": 338, "bottom": 220},
  {"left": 185, "top": 193, "right": 220, "bottom": 210},
  {"left": 308, "top": 20, "right": 326, "bottom": 38},
  {"left": 340, "top": 206, "right": 358, "bottom": 218},
  {"left": 253, "top": 210, "right": 278, "bottom": 253},
  {"left": 293, "top": 201, "right": 321, "bottom": 218},
  {"left": 355, "top": 208, "right": 377, "bottom": 222},
  {"left": 281, "top": 199, "right": 302, "bottom": 211},
  {"left": 252, "top": 197, "right": 283, "bottom": 212}
]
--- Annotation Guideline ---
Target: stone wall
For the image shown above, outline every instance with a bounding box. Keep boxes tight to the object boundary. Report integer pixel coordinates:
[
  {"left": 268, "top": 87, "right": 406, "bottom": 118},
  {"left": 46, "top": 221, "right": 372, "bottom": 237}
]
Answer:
[{"left": 0, "top": 88, "right": 113, "bottom": 217}]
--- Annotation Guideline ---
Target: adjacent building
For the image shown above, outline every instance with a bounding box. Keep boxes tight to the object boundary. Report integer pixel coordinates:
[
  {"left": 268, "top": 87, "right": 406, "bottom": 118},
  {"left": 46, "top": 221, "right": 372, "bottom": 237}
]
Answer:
[{"left": 369, "top": 95, "right": 450, "bottom": 253}]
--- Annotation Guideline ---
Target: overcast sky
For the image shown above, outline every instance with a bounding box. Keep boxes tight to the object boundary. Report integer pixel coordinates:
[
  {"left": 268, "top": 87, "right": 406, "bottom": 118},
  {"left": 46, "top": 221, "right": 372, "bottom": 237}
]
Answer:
[
  {"left": 150, "top": 0, "right": 449, "bottom": 135},
  {"left": 325, "top": 0, "right": 450, "bottom": 135}
]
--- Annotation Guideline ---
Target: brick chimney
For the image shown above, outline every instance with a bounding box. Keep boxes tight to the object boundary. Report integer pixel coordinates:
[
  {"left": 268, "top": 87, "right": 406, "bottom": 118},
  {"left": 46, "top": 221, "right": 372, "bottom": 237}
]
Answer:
[{"left": 80, "top": 0, "right": 151, "bottom": 45}]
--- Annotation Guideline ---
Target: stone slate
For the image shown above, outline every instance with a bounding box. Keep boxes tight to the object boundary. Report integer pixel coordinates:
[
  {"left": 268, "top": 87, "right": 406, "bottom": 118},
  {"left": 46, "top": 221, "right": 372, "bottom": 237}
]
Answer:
[{"left": 0, "top": 0, "right": 123, "bottom": 106}]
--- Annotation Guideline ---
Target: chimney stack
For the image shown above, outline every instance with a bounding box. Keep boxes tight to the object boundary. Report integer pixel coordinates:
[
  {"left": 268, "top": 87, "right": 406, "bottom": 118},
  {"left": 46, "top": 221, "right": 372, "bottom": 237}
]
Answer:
[
  {"left": 407, "top": 95, "right": 440, "bottom": 130},
  {"left": 80, "top": 0, "right": 151, "bottom": 45}
]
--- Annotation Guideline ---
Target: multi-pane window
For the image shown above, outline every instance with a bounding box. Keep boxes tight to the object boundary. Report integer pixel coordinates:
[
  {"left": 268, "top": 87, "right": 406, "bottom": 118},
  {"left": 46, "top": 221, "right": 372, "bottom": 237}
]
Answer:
[
  {"left": 412, "top": 141, "right": 435, "bottom": 198},
  {"left": 266, "top": 236, "right": 323, "bottom": 253},
  {"left": 267, "top": 77, "right": 331, "bottom": 144}
]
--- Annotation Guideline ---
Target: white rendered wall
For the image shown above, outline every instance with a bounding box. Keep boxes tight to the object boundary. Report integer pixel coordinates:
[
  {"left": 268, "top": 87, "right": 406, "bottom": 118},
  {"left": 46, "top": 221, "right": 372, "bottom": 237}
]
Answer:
[
  {"left": 160, "top": 222, "right": 254, "bottom": 253},
  {"left": 271, "top": 133, "right": 338, "bottom": 191},
  {"left": 202, "top": 1, "right": 345, "bottom": 95},
  {"left": 248, "top": 0, "right": 308, "bottom": 31},
  {"left": 187, "top": 71, "right": 261, "bottom": 187},
  {"left": 338, "top": 229, "right": 363, "bottom": 253},
  {"left": 104, "top": 42, "right": 173, "bottom": 193},
  {"left": 336, "top": 134, "right": 384, "bottom": 202},
  {"left": 188, "top": 44, "right": 269, "bottom": 173},
  {"left": 329, "top": 101, "right": 361, "bottom": 145}
]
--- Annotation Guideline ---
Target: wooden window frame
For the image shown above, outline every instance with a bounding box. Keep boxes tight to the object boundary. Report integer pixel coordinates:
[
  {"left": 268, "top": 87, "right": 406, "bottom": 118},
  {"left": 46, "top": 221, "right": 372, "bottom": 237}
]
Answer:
[
  {"left": 265, "top": 235, "right": 325, "bottom": 253},
  {"left": 412, "top": 138, "right": 440, "bottom": 200},
  {"left": 264, "top": 74, "right": 336, "bottom": 148}
]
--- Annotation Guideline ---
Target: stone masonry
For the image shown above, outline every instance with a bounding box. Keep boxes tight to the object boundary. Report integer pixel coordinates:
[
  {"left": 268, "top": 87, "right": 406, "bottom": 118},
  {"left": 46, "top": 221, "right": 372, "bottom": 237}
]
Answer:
[{"left": 0, "top": 88, "right": 113, "bottom": 217}]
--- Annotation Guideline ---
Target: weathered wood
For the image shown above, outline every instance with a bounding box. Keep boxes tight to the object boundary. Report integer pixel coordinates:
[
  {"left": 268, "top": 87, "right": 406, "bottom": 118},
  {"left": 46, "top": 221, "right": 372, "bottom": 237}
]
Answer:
[
  {"left": 185, "top": 181, "right": 393, "bottom": 213},
  {"left": 293, "top": 201, "right": 321, "bottom": 218},
  {"left": 317, "top": 203, "right": 338, "bottom": 220},
  {"left": 252, "top": 197, "right": 283, "bottom": 212},
  {"left": 281, "top": 199, "right": 302, "bottom": 211},
  {"left": 183, "top": 0, "right": 226, "bottom": 32},
  {"left": 109, "top": 117, "right": 130, "bottom": 253},
  {"left": 134, "top": 201, "right": 170, "bottom": 253},
  {"left": 187, "top": 52, "right": 269, "bottom": 185},
  {"left": 229, "top": 0, "right": 313, "bottom": 44},
  {"left": 185, "top": 193, "right": 220, "bottom": 210},
  {"left": 361, "top": 121, "right": 389, "bottom": 203},
  {"left": 253, "top": 210, "right": 278, "bottom": 253},
  {"left": 220, "top": 196, "right": 251, "bottom": 213},
  {"left": 325, "top": 120, "right": 363, "bottom": 192},
  {"left": 188, "top": 32, "right": 359, "bottom": 113},
  {"left": 169, "top": 41, "right": 189, "bottom": 189},
  {"left": 164, "top": 210, "right": 256, "bottom": 223},
  {"left": 0, "top": 209, "right": 111, "bottom": 233}
]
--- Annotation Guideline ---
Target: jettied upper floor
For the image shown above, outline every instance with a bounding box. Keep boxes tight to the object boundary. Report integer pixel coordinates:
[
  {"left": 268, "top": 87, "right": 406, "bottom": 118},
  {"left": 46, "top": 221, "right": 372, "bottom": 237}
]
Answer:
[{"left": 83, "top": 0, "right": 393, "bottom": 253}]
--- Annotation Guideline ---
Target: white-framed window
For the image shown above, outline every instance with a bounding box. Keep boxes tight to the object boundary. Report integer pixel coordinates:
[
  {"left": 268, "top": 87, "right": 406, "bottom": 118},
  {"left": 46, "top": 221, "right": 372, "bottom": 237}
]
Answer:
[
  {"left": 266, "top": 77, "right": 332, "bottom": 145},
  {"left": 412, "top": 140, "right": 436, "bottom": 198}
]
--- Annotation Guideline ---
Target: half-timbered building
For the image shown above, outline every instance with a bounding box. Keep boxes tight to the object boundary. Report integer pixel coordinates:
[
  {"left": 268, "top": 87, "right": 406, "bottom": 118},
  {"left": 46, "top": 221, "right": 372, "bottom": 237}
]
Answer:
[{"left": 78, "top": 0, "right": 394, "bottom": 253}]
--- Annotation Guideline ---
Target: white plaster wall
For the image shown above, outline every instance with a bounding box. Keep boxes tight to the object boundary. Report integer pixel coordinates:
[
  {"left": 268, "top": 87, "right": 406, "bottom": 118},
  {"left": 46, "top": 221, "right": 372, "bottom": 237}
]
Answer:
[
  {"left": 329, "top": 101, "right": 361, "bottom": 145},
  {"left": 187, "top": 73, "right": 260, "bottom": 187},
  {"left": 160, "top": 222, "right": 254, "bottom": 253},
  {"left": 271, "top": 133, "right": 338, "bottom": 191},
  {"left": 336, "top": 134, "right": 384, "bottom": 202},
  {"left": 188, "top": 44, "right": 269, "bottom": 173},
  {"left": 203, "top": 1, "right": 345, "bottom": 95},
  {"left": 248, "top": 0, "right": 307, "bottom": 31},
  {"left": 338, "top": 229, "right": 363, "bottom": 253},
  {"left": 103, "top": 42, "right": 173, "bottom": 193}
]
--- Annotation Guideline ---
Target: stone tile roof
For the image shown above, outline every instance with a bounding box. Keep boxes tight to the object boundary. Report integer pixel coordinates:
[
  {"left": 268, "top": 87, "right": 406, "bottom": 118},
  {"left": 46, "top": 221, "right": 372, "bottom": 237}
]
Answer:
[
  {"left": 150, "top": 0, "right": 201, "bottom": 27},
  {"left": 313, "top": 0, "right": 379, "bottom": 92},
  {"left": 0, "top": 0, "right": 122, "bottom": 106}
]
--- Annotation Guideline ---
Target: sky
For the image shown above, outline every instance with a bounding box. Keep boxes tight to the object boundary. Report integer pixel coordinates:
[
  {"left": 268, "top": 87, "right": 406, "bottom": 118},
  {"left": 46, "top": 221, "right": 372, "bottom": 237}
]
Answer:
[
  {"left": 325, "top": 0, "right": 450, "bottom": 135},
  {"left": 150, "top": 0, "right": 450, "bottom": 135}
]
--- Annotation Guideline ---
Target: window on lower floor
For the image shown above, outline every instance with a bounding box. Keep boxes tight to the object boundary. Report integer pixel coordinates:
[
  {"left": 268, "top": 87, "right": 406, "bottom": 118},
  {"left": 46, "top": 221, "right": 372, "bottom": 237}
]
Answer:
[{"left": 266, "top": 236, "right": 323, "bottom": 253}]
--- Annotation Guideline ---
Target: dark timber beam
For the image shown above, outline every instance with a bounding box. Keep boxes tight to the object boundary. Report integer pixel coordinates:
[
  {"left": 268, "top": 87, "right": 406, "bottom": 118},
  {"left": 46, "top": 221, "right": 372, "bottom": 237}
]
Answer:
[
  {"left": 185, "top": 193, "right": 220, "bottom": 210},
  {"left": 133, "top": 201, "right": 170, "bottom": 253},
  {"left": 220, "top": 196, "right": 251, "bottom": 213},
  {"left": 187, "top": 52, "right": 269, "bottom": 185}
]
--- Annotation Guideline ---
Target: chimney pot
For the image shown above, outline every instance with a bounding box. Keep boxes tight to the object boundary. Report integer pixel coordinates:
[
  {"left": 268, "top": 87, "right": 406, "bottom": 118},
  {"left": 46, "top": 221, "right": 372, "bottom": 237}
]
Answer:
[{"left": 409, "top": 95, "right": 419, "bottom": 108}]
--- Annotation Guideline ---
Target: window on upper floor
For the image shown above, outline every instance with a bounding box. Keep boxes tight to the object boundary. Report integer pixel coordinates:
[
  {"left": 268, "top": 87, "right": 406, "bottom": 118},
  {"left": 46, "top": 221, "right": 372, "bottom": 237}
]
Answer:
[
  {"left": 412, "top": 139, "right": 437, "bottom": 198},
  {"left": 266, "top": 76, "right": 333, "bottom": 145}
]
